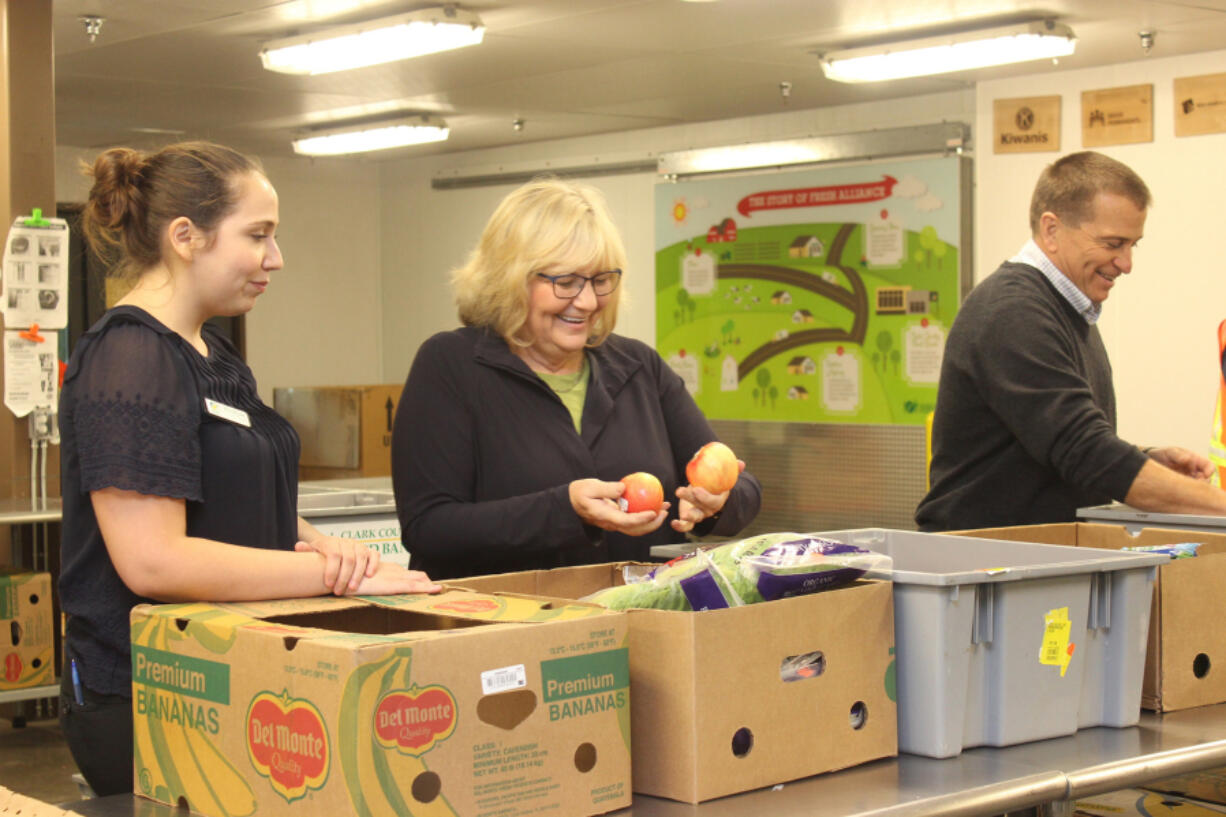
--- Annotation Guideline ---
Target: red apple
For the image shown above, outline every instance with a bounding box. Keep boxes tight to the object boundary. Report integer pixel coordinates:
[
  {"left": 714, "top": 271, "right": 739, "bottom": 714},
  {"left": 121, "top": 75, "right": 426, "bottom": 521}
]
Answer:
[
  {"left": 686, "top": 442, "right": 739, "bottom": 494},
  {"left": 619, "top": 472, "right": 664, "bottom": 513}
]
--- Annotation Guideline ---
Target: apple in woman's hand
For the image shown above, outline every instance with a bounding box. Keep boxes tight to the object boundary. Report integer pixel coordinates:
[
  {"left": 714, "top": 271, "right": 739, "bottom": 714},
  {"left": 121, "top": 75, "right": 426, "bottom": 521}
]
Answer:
[
  {"left": 686, "top": 442, "right": 739, "bottom": 493},
  {"left": 620, "top": 472, "right": 664, "bottom": 513}
]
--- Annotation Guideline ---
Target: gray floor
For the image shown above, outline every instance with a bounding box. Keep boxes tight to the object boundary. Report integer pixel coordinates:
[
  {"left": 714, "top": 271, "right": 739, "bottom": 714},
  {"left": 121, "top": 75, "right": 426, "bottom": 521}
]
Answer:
[{"left": 0, "top": 710, "right": 88, "bottom": 806}]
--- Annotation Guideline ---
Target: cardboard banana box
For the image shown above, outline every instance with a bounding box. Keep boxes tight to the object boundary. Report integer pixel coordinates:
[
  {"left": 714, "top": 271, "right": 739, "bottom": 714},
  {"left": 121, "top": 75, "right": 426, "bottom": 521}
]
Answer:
[
  {"left": 129, "top": 588, "right": 630, "bottom": 817},
  {"left": 0, "top": 571, "right": 53, "bottom": 691}
]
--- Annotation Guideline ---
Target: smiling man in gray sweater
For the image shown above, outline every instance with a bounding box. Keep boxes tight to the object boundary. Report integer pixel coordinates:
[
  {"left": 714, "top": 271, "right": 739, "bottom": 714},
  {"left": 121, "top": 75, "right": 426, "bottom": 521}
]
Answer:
[{"left": 916, "top": 151, "right": 1226, "bottom": 531}]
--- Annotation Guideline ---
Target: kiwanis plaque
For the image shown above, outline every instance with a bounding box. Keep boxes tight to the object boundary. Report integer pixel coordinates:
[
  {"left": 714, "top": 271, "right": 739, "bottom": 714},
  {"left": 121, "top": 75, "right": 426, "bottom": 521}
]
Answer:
[{"left": 994, "top": 96, "right": 1061, "bottom": 153}]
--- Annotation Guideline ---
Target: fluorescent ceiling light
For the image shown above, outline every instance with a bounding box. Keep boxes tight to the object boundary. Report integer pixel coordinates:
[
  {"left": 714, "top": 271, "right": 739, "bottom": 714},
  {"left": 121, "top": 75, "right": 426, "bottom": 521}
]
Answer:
[
  {"left": 292, "top": 117, "right": 449, "bottom": 156},
  {"left": 260, "top": 7, "right": 484, "bottom": 75},
  {"left": 819, "top": 21, "right": 1076, "bottom": 83}
]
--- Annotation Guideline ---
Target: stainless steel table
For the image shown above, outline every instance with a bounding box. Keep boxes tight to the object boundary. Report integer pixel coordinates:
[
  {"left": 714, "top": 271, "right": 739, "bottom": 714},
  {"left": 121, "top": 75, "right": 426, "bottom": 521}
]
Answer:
[{"left": 54, "top": 705, "right": 1226, "bottom": 817}]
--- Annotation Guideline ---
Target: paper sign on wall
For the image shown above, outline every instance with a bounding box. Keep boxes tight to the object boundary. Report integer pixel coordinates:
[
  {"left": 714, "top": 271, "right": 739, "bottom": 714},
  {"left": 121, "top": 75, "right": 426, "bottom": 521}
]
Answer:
[
  {"left": 993, "top": 95, "right": 1061, "bottom": 153},
  {"left": 2, "top": 217, "right": 69, "bottom": 330},
  {"left": 3, "top": 330, "right": 58, "bottom": 417},
  {"left": 1082, "top": 84, "right": 1153, "bottom": 147},
  {"left": 1175, "top": 72, "right": 1226, "bottom": 137}
]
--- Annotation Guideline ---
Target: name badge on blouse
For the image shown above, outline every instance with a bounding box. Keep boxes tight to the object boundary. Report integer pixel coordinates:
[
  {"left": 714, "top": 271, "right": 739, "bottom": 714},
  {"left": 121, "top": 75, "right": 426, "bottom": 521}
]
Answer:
[{"left": 204, "top": 398, "right": 251, "bottom": 428}]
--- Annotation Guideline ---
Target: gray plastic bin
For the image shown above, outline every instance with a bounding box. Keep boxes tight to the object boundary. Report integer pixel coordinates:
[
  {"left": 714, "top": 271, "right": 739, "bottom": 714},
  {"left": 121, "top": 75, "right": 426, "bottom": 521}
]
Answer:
[
  {"left": 1078, "top": 502, "right": 1226, "bottom": 535},
  {"left": 815, "top": 528, "right": 1165, "bottom": 758}
]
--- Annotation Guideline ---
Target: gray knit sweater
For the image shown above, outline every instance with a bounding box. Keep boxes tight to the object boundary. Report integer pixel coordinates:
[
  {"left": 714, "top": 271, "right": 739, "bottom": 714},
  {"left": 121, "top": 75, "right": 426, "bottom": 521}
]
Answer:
[{"left": 915, "top": 261, "right": 1147, "bottom": 530}]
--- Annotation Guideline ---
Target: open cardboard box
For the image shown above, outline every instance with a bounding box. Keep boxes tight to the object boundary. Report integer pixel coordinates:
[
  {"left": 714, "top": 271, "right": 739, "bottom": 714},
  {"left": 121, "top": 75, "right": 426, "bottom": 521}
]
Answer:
[
  {"left": 0, "top": 571, "right": 53, "bottom": 691},
  {"left": 129, "top": 589, "right": 630, "bottom": 817},
  {"left": 952, "top": 523, "right": 1226, "bottom": 712},
  {"left": 455, "top": 563, "right": 897, "bottom": 803},
  {"left": 1074, "top": 787, "right": 1226, "bottom": 816},
  {"left": 1146, "top": 768, "right": 1226, "bottom": 809}
]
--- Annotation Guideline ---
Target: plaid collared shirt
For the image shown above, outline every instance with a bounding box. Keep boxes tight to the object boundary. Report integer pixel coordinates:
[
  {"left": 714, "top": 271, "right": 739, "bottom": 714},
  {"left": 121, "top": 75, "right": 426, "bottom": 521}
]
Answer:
[{"left": 1010, "top": 239, "right": 1101, "bottom": 325}]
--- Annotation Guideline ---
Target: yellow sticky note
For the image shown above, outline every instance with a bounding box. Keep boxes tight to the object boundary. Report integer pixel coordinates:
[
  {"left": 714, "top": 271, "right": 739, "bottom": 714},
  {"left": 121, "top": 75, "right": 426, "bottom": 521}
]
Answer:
[{"left": 1040, "top": 606, "right": 1075, "bottom": 677}]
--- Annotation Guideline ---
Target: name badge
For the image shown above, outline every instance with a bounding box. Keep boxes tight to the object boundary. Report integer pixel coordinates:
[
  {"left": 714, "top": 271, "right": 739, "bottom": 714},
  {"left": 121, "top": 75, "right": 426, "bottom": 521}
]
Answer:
[{"left": 204, "top": 397, "right": 251, "bottom": 428}]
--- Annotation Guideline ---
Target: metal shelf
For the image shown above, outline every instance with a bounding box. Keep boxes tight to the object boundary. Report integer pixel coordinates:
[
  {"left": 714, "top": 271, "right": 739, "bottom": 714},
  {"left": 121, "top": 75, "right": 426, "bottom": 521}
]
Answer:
[{"left": 0, "top": 682, "right": 57, "bottom": 705}]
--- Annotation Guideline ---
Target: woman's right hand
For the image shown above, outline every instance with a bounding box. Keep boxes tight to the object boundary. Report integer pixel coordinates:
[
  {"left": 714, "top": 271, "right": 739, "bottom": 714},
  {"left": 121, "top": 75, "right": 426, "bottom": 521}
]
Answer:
[
  {"left": 569, "top": 479, "right": 668, "bottom": 537},
  {"left": 354, "top": 563, "right": 442, "bottom": 596}
]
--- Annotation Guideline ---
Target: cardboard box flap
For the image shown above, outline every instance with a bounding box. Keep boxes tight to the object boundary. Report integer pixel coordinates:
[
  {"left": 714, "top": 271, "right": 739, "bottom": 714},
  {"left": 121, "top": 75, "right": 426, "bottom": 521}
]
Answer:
[
  {"left": 456, "top": 562, "right": 650, "bottom": 601},
  {"left": 211, "top": 596, "right": 370, "bottom": 619},
  {"left": 384, "top": 586, "right": 610, "bottom": 621},
  {"left": 134, "top": 590, "right": 623, "bottom": 654},
  {"left": 960, "top": 522, "right": 1226, "bottom": 556}
]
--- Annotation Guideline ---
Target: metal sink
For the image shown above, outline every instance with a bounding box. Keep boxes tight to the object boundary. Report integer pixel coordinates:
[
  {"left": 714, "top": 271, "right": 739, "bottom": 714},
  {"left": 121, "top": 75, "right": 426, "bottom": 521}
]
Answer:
[{"left": 296, "top": 490, "right": 395, "bottom": 517}]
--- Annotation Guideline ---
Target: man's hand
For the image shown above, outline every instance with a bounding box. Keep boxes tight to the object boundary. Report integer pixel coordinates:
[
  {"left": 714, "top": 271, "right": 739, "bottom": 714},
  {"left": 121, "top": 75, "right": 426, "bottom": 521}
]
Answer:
[{"left": 1145, "top": 446, "right": 1214, "bottom": 481}]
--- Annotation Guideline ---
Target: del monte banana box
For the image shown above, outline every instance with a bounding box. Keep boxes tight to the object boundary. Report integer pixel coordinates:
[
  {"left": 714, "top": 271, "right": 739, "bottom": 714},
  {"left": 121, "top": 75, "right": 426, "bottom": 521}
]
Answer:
[
  {"left": 0, "top": 571, "right": 53, "bottom": 691},
  {"left": 129, "top": 588, "right": 630, "bottom": 817},
  {"left": 455, "top": 563, "right": 897, "bottom": 803}
]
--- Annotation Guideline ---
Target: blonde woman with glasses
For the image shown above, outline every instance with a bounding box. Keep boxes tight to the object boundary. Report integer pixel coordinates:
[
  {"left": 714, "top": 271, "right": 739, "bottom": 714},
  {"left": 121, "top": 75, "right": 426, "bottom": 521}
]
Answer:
[{"left": 392, "top": 178, "right": 761, "bottom": 579}]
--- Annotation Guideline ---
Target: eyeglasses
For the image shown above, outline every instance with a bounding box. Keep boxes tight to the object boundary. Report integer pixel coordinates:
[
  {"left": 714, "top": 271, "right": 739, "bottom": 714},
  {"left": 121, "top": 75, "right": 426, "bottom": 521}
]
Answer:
[{"left": 535, "top": 269, "right": 622, "bottom": 299}]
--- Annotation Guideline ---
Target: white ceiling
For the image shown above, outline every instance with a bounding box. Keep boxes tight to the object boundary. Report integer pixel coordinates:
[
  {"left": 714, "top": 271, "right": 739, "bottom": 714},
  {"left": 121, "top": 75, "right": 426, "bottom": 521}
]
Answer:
[{"left": 51, "top": 0, "right": 1226, "bottom": 160}]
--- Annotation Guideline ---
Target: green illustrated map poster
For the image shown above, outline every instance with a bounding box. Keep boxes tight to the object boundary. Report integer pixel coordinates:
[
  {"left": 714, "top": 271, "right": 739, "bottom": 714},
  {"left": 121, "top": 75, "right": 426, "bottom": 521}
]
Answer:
[{"left": 655, "top": 156, "right": 964, "bottom": 425}]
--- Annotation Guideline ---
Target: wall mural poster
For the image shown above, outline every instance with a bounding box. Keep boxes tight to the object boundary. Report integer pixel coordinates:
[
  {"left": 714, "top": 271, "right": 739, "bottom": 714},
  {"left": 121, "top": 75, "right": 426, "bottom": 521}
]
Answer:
[{"left": 654, "top": 156, "right": 963, "bottom": 426}]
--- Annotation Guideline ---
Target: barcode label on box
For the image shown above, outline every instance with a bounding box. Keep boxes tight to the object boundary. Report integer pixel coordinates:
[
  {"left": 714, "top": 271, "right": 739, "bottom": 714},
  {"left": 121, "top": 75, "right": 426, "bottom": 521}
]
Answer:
[{"left": 481, "top": 664, "right": 527, "bottom": 694}]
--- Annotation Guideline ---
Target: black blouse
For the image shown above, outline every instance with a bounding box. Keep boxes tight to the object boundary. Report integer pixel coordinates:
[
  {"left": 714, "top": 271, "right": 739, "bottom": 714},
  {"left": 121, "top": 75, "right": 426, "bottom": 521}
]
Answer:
[{"left": 58, "top": 306, "right": 300, "bottom": 695}]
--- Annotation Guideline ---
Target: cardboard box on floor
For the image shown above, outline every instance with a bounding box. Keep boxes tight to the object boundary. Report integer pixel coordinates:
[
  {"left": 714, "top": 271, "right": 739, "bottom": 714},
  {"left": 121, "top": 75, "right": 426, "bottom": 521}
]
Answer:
[
  {"left": 952, "top": 523, "right": 1226, "bottom": 712},
  {"left": 1147, "top": 768, "right": 1226, "bottom": 808},
  {"left": 129, "top": 589, "right": 631, "bottom": 817},
  {"left": 0, "top": 571, "right": 53, "bottom": 691},
  {"left": 454, "top": 563, "right": 897, "bottom": 803},
  {"left": 1073, "top": 787, "right": 1226, "bottom": 816}
]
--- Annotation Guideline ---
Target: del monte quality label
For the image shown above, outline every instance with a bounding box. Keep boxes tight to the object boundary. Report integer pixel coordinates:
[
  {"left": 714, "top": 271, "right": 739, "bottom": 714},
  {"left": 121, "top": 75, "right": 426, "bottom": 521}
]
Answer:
[{"left": 246, "top": 690, "right": 330, "bottom": 802}]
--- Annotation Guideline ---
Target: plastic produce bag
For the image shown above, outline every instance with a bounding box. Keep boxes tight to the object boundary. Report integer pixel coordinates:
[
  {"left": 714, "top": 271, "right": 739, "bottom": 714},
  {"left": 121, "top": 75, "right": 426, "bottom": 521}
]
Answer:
[
  {"left": 582, "top": 532, "right": 892, "bottom": 611},
  {"left": 1121, "top": 542, "right": 1202, "bottom": 559}
]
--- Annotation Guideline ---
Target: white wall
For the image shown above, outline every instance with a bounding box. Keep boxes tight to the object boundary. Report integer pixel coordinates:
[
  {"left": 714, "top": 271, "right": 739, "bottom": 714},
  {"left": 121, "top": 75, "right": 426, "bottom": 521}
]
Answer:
[
  {"left": 376, "top": 89, "right": 976, "bottom": 383},
  {"left": 55, "top": 147, "right": 383, "bottom": 403},
  {"left": 976, "top": 49, "right": 1226, "bottom": 454}
]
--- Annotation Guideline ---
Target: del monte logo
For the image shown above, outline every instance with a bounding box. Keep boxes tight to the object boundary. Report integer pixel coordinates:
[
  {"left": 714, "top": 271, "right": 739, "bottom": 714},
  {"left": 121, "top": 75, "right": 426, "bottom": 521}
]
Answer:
[
  {"left": 374, "top": 684, "right": 458, "bottom": 755},
  {"left": 246, "top": 690, "right": 329, "bottom": 802}
]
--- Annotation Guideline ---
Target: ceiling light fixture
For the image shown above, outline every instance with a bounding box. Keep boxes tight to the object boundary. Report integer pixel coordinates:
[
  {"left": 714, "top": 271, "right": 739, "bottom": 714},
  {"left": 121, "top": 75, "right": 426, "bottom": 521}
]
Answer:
[
  {"left": 260, "top": 6, "right": 484, "bottom": 76},
  {"left": 818, "top": 20, "right": 1076, "bottom": 83},
  {"left": 292, "top": 116, "right": 450, "bottom": 156}
]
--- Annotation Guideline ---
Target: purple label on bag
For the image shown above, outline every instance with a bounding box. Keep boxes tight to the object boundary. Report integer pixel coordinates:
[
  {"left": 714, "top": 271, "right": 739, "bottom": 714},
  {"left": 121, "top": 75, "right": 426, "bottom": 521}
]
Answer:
[
  {"left": 754, "top": 538, "right": 869, "bottom": 600},
  {"left": 679, "top": 570, "right": 730, "bottom": 611},
  {"left": 755, "top": 565, "right": 866, "bottom": 600}
]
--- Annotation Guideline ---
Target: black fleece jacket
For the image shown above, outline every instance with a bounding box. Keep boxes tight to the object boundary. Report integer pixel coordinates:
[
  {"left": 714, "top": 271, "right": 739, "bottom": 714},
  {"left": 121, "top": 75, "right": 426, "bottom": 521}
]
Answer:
[{"left": 393, "top": 326, "right": 762, "bottom": 579}]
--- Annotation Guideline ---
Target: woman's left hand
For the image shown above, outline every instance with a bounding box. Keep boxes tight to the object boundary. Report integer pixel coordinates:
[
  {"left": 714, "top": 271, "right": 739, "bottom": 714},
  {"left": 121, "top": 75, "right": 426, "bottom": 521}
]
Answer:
[
  {"left": 671, "top": 460, "right": 745, "bottom": 533},
  {"left": 294, "top": 536, "right": 381, "bottom": 594}
]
